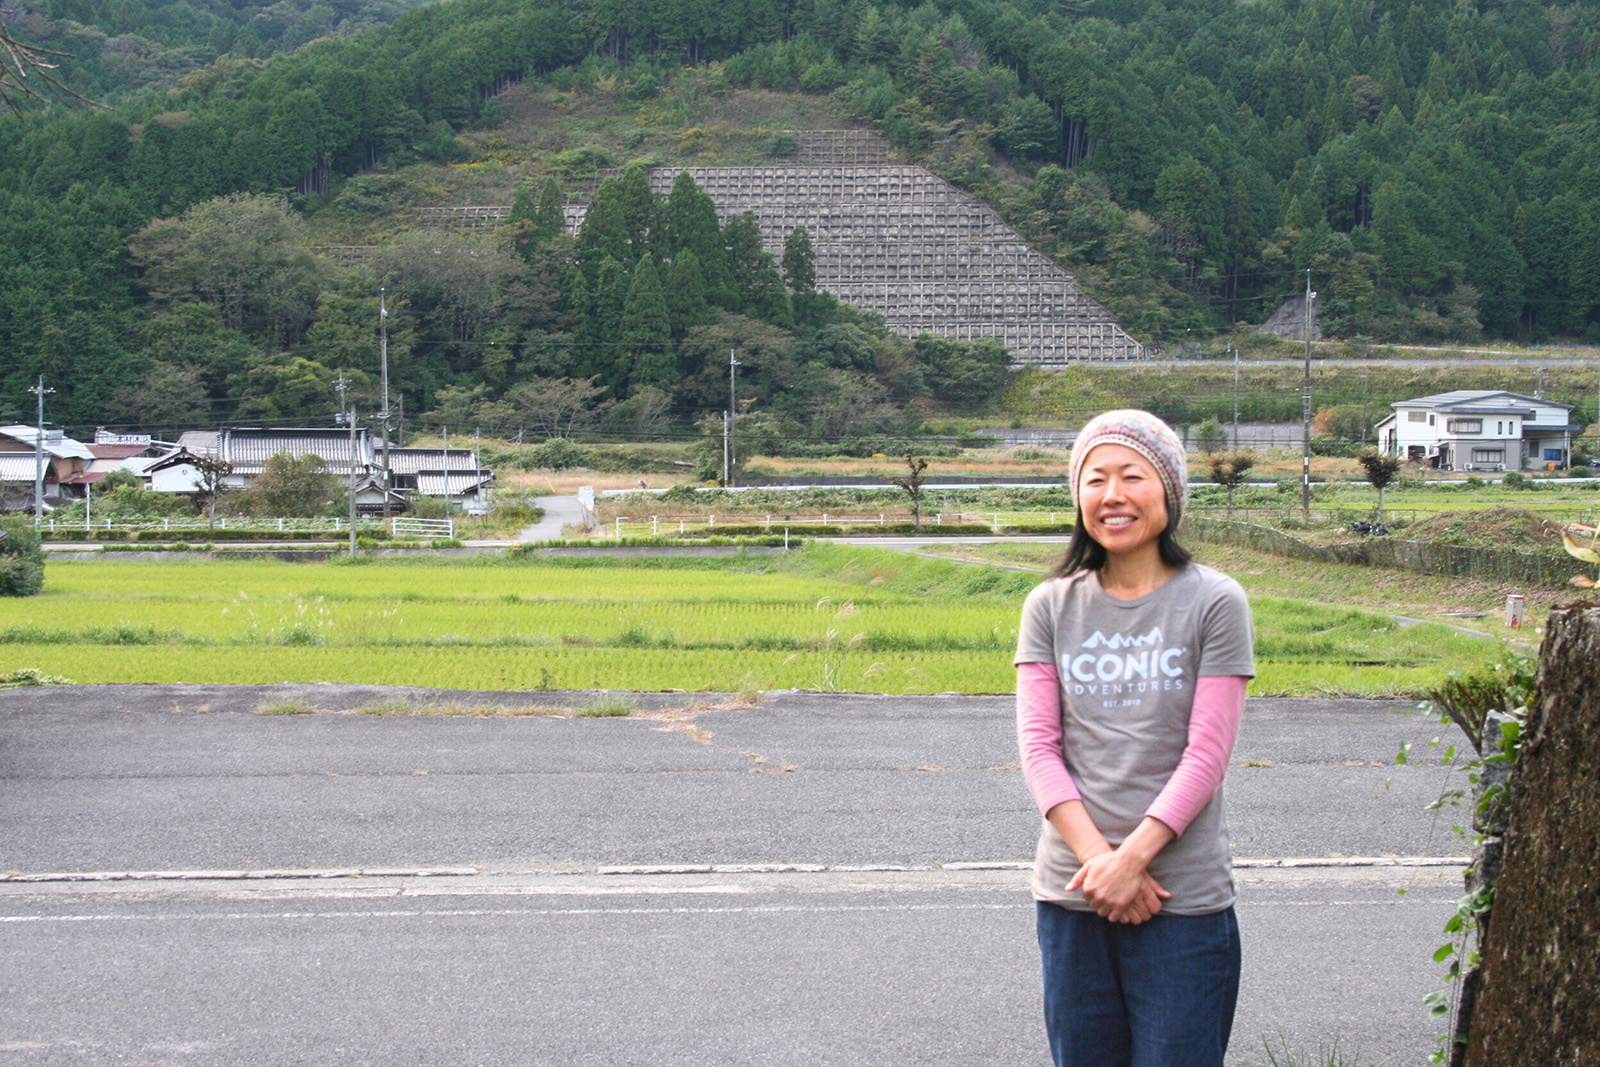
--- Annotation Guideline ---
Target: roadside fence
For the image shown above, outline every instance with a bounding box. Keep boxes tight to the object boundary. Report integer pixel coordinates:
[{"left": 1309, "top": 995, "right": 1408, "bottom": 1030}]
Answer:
[
  {"left": 391, "top": 517, "right": 455, "bottom": 539},
  {"left": 40, "top": 516, "right": 386, "bottom": 534}
]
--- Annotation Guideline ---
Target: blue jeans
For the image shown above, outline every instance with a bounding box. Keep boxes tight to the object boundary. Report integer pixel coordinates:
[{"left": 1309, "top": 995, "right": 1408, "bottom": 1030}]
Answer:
[{"left": 1036, "top": 901, "right": 1241, "bottom": 1067}]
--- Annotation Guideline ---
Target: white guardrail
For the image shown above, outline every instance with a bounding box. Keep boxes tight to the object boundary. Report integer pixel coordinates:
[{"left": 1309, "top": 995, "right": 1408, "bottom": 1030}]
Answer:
[
  {"left": 42, "top": 517, "right": 384, "bottom": 532},
  {"left": 390, "top": 518, "right": 455, "bottom": 539},
  {"left": 41, "top": 516, "right": 454, "bottom": 538}
]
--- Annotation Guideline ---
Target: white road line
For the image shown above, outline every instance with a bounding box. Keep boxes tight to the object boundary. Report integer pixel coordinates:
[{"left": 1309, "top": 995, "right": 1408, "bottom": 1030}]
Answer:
[
  {"left": 0, "top": 898, "right": 1436, "bottom": 925},
  {"left": 0, "top": 857, "right": 1464, "bottom": 884}
]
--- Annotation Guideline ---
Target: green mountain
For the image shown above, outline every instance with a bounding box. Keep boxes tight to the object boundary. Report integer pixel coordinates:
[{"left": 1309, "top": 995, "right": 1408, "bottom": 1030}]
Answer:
[{"left": 1, "top": 0, "right": 1598, "bottom": 433}]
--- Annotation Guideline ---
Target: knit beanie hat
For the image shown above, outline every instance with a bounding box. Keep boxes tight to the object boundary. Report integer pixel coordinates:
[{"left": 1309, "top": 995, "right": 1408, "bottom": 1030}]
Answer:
[{"left": 1068, "top": 409, "right": 1188, "bottom": 529}]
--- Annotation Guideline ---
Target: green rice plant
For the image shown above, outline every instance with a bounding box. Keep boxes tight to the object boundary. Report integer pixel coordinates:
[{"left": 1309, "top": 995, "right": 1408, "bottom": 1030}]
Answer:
[
  {"left": 0, "top": 546, "right": 1499, "bottom": 696},
  {"left": 13, "top": 645, "right": 1016, "bottom": 694}
]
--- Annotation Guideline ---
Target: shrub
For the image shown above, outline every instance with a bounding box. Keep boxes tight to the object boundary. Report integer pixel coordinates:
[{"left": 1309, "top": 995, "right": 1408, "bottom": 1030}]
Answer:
[
  {"left": 551, "top": 146, "right": 614, "bottom": 179},
  {"left": 1195, "top": 417, "right": 1228, "bottom": 454},
  {"left": 0, "top": 518, "right": 44, "bottom": 597},
  {"left": 676, "top": 127, "right": 717, "bottom": 154},
  {"left": 764, "top": 132, "right": 799, "bottom": 157},
  {"left": 525, "top": 438, "right": 589, "bottom": 470}
]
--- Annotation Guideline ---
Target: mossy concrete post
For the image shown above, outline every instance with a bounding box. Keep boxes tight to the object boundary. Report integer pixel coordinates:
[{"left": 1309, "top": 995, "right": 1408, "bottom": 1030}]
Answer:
[{"left": 1462, "top": 604, "right": 1600, "bottom": 1067}]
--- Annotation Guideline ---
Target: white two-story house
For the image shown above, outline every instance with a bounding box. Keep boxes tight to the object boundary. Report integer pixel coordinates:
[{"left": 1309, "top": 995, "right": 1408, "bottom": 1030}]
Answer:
[{"left": 1375, "top": 390, "right": 1578, "bottom": 471}]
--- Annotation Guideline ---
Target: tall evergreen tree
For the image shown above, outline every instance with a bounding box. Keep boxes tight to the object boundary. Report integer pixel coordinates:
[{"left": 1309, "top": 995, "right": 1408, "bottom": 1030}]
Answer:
[
  {"left": 620, "top": 255, "right": 674, "bottom": 391},
  {"left": 782, "top": 225, "right": 818, "bottom": 324},
  {"left": 663, "top": 248, "right": 711, "bottom": 339},
  {"left": 576, "top": 179, "right": 630, "bottom": 279},
  {"left": 612, "top": 162, "right": 657, "bottom": 262},
  {"left": 724, "top": 211, "right": 789, "bottom": 325},
  {"left": 661, "top": 170, "right": 730, "bottom": 306},
  {"left": 532, "top": 177, "right": 566, "bottom": 241}
]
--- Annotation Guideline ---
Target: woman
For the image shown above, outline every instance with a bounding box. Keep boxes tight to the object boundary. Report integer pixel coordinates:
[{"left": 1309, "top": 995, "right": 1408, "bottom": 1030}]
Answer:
[{"left": 1015, "top": 409, "right": 1255, "bottom": 1067}]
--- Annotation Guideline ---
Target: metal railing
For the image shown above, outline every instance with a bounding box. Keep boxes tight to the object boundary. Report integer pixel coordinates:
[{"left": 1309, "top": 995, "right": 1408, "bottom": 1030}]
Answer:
[
  {"left": 391, "top": 518, "right": 455, "bottom": 539},
  {"left": 42, "top": 517, "right": 385, "bottom": 533}
]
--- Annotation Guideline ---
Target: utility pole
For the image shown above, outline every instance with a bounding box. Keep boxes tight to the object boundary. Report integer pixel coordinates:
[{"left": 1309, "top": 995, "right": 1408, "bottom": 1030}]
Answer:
[
  {"left": 728, "top": 350, "right": 741, "bottom": 489},
  {"left": 1302, "top": 271, "right": 1316, "bottom": 524},
  {"left": 347, "top": 403, "right": 358, "bottom": 558},
  {"left": 1230, "top": 344, "right": 1239, "bottom": 448},
  {"left": 721, "top": 411, "right": 730, "bottom": 486},
  {"left": 1362, "top": 364, "right": 1371, "bottom": 443},
  {"left": 334, "top": 371, "right": 357, "bottom": 557},
  {"left": 27, "top": 376, "right": 53, "bottom": 532},
  {"left": 379, "top": 288, "right": 392, "bottom": 526}
]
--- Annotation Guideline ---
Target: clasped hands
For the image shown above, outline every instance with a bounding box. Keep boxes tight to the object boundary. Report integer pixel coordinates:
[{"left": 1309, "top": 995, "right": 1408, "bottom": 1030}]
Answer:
[{"left": 1066, "top": 843, "right": 1170, "bottom": 924}]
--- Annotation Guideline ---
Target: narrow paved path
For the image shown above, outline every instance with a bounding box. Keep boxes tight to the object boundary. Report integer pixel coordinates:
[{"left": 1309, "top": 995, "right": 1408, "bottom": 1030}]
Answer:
[{"left": 517, "top": 494, "right": 585, "bottom": 541}]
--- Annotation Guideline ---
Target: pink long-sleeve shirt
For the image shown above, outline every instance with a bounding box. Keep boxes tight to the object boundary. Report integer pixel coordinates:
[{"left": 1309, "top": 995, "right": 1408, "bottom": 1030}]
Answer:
[{"left": 1016, "top": 661, "right": 1247, "bottom": 837}]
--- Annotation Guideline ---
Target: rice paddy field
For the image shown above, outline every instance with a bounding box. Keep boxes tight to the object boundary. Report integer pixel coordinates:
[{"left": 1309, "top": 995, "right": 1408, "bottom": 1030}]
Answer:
[{"left": 0, "top": 545, "right": 1501, "bottom": 696}]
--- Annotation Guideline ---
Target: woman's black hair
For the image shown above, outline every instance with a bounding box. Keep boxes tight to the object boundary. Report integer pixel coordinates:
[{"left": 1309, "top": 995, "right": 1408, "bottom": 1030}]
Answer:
[{"left": 1050, "top": 515, "right": 1192, "bottom": 578}]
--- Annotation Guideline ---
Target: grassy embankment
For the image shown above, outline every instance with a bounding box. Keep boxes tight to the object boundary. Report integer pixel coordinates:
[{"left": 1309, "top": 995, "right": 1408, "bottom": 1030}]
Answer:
[
  {"left": 0, "top": 544, "right": 1501, "bottom": 697},
  {"left": 921, "top": 538, "right": 1555, "bottom": 644},
  {"left": 583, "top": 480, "right": 1600, "bottom": 540}
]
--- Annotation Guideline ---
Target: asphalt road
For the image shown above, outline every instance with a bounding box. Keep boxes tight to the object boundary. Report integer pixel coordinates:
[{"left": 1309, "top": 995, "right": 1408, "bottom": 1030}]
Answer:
[{"left": 1, "top": 685, "right": 1467, "bottom": 1066}]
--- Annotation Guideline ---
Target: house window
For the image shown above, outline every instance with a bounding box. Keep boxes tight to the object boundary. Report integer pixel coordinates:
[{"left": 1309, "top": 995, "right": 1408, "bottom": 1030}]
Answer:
[
  {"left": 1472, "top": 449, "right": 1505, "bottom": 464},
  {"left": 1429, "top": 414, "right": 1436, "bottom": 426},
  {"left": 1447, "top": 419, "right": 1482, "bottom": 434},
  {"left": 1407, "top": 411, "right": 1427, "bottom": 423},
  {"left": 1496, "top": 422, "right": 1503, "bottom": 435}
]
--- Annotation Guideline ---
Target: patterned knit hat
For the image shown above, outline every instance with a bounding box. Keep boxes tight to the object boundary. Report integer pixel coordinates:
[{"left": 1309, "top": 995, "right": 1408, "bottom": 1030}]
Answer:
[{"left": 1069, "top": 409, "right": 1188, "bottom": 529}]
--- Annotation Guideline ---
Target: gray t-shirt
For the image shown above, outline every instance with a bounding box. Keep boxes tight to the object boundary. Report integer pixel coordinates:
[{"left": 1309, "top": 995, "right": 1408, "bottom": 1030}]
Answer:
[{"left": 1015, "top": 562, "right": 1255, "bottom": 914}]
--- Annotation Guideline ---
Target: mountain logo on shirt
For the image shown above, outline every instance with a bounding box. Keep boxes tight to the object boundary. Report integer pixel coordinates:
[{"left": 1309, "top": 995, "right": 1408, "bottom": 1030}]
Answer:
[
  {"left": 1082, "top": 627, "right": 1163, "bottom": 650},
  {"left": 1061, "top": 628, "right": 1191, "bottom": 699}
]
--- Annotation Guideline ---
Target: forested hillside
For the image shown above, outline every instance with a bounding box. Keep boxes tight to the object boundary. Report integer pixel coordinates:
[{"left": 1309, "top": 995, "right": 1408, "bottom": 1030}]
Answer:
[
  {"left": 2, "top": 0, "right": 1598, "bottom": 436},
  {"left": 5, "top": 0, "right": 439, "bottom": 97}
]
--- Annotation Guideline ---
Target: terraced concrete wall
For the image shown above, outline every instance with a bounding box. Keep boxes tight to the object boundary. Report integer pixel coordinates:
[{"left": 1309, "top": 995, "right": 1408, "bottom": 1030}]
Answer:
[
  {"left": 332, "top": 143, "right": 1145, "bottom": 363},
  {"left": 638, "top": 165, "right": 1144, "bottom": 364}
]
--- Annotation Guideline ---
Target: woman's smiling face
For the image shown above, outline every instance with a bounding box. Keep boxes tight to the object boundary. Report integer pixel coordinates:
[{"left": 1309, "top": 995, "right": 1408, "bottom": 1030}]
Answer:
[{"left": 1076, "top": 442, "right": 1169, "bottom": 557}]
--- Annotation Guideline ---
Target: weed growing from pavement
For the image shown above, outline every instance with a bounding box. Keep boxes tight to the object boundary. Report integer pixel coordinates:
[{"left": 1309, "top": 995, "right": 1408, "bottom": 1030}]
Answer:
[
  {"left": 0, "top": 667, "right": 71, "bottom": 686},
  {"left": 256, "top": 698, "right": 317, "bottom": 715},
  {"left": 575, "top": 696, "right": 637, "bottom": 717},
  {"left": 1247, "top": 1034, "right": 1380, "bottom": 1066},
  {"left": 353, "top": 699, "right": 572, "bottom": 717}
]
